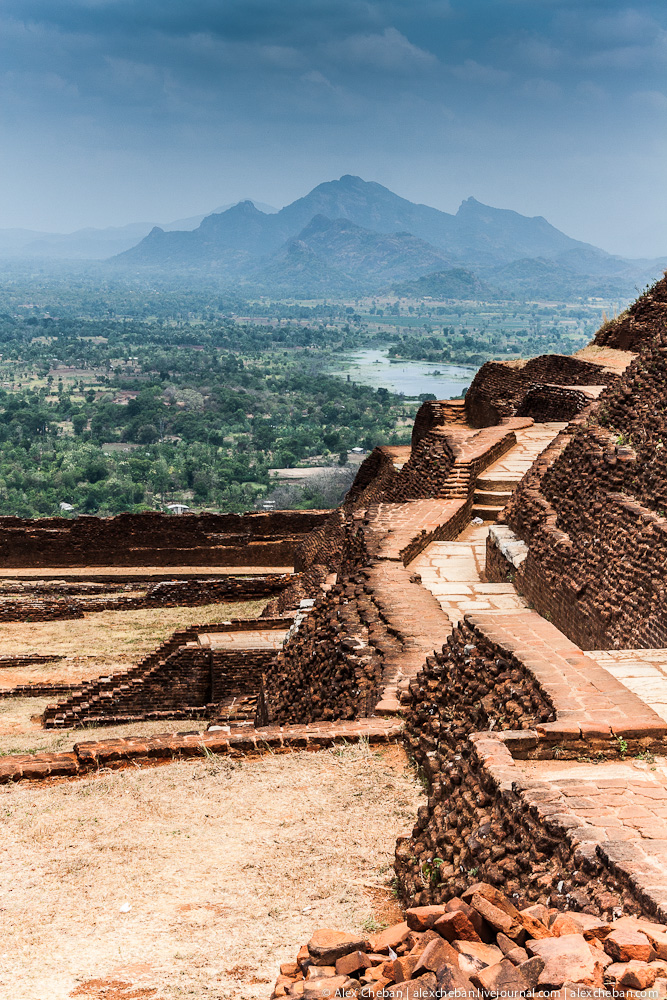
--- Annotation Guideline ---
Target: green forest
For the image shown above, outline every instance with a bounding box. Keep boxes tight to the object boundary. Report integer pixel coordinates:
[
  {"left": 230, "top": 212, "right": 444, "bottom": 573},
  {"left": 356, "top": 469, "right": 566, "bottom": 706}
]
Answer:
[
  {"left": 0, "top": 268, "right": 608, "bottom": 516},
  {"left": 0, "top": 313, "right": 419, "bottom": 515}
]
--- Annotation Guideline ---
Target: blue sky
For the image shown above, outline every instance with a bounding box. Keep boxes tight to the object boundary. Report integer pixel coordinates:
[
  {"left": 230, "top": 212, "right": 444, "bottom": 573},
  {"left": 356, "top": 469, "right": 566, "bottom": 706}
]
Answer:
[{"left": 1, "top": 0, "right": 666, "bottom": 255}]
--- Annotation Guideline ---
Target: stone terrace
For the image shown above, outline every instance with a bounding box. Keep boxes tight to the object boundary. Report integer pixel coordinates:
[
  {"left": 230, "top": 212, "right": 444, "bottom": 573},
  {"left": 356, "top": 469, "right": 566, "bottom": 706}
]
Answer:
[{"left": 7, "top": 321, "right": 667, "bottom": 998}]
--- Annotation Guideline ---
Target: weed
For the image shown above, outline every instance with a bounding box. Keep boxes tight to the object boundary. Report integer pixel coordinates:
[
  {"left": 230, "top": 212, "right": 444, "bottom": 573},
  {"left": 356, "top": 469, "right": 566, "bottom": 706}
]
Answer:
[
  {"left": 635, "top": 749, "right": 657, "bottom": 766},
  {"left": 361, "top": 916, "right": 386, "bottom": 934},
  {"left": 420, "top": 857, "right": 445, "bottom": 885},
  {"left": 615, "top": 735, "right": 628, "bottom": 758},
  {"left": 467, "top": 867, "right": 479, "bottom": 877},
  {"left": 576, "top": 752, "right": 605, "bottom": 764}
]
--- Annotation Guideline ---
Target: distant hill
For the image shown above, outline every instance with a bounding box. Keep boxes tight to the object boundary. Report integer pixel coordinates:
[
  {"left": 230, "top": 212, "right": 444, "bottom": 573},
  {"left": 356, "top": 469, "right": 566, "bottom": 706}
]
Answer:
[
  {"left": 244, "top": 216, "right": 455, "bottom": 294},
  {"left": 0, "top": 200, "right": 277, "bottom": 260},
  {"left": 117, "top": 175, "right": 597, "bottom": 272},
  {"left": 6, "top": 174, "right": 665, "bottom": 298},
  {"left": 482, "top": 254, "right": 659, "bottom": 301},
  {"left": 392, "top": 267, "right": 496, "bottom": 300}
]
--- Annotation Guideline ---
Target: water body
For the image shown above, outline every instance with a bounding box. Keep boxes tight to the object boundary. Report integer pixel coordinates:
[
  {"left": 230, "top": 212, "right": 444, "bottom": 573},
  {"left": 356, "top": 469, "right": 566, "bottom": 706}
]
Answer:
[{"left": 329, "top": 348, "right": 476, "bottom": 398}]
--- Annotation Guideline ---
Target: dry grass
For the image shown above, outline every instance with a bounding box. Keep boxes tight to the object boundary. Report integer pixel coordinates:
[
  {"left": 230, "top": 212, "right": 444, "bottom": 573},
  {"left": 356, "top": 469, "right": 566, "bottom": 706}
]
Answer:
[
  {"left": 0, "top": 566, "right": 292, "bottom": 579},
  {"left": 0, "top": 599, "right": 267, "bottom": 746},
  {"left": 0, "top": 598, "right": 266, "bottom": 688},
  {"left": 0, "top": 600, "right": 267, "bottom": 662},
  {"left": 0, "top": 742, "right": 422, "bottom": 1000}
]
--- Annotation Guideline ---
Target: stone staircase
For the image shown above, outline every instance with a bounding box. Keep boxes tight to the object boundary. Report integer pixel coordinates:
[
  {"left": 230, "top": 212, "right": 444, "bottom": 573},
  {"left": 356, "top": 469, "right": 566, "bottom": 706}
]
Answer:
[
  {"left": 437, "top": 399, "right": 468, "bottom": 424},
  {"left": 471, "top": 482, "right": 514, "bottom": 521},
  {"left": 438, "top": 460, "right": 474, "bottom": 499}
]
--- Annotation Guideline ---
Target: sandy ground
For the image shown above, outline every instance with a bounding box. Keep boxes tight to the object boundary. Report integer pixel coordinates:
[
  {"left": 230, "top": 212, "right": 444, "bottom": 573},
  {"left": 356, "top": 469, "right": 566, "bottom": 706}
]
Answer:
[{"left": 0, "top": 742, "right": 421, "bottom": 1000}]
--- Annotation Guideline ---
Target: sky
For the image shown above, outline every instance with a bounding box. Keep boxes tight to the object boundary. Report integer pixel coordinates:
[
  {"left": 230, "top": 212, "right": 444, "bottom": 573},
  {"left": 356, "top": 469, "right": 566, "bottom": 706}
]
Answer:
[{"left": 1, "top": 0, "right": 666, "bottom": 257}]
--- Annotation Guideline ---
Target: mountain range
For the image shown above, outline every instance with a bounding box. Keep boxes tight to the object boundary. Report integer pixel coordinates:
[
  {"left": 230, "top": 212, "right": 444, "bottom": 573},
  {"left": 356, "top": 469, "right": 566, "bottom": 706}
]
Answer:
[
  {"left": 3, "top": 176, "right": 664, "bottom": 299},
  {"left": 0, "top": 201, "right": 278, "bottom": 260}
]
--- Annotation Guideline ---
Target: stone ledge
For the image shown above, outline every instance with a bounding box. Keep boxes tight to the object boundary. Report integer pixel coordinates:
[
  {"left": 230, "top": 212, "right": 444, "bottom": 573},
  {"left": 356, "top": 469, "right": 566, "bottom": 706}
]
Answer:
[
  {"left": 463, "top": 612, "right": 667, "bottom": 747},
  {"left": 471, "top": 731, "right": 667, "bottom": 922},
  {"left": 0, "top": 719, "right": 403, "bottom": 784}
]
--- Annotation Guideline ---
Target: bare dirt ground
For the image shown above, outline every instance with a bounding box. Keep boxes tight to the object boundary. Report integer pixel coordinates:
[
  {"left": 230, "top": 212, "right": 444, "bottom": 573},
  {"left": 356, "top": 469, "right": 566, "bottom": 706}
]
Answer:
[
  {"left": 0, "top": 742, "right": 422, "bottom": 1000},
  {"left": 0, "top": 599, "right": 267, "bottom": 748}
]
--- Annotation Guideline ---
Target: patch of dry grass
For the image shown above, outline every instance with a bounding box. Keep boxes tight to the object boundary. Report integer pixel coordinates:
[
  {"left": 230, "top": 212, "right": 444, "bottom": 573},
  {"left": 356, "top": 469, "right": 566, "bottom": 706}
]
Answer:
[
  {"left": 0, "top": 600, "right": 268, "bottom": 662},
  {"left": 0, "top": 742, "right": 422, "bottom": 1000},
  {"left": 0, "top": 599, "right": 267, "bottom": 746}
]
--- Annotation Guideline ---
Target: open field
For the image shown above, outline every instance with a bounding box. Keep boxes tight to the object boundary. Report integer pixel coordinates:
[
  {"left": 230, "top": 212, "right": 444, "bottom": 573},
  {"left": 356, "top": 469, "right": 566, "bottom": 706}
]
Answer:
[{"left": 0, "top": 741, "right": 422, "bottom": 1000}]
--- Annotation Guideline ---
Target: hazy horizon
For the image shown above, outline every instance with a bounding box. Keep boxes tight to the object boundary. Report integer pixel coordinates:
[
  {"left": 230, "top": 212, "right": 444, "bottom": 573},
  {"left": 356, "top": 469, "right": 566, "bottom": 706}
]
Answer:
[{"left": 1, "top": 1, "right": 666, "bottom": 257}]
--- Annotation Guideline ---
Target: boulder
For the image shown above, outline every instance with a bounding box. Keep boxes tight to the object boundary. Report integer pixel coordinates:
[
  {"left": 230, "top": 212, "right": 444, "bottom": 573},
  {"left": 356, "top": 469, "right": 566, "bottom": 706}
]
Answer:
[
  {"left": 526, "top": 934, "right": 605, "bottom": 989},
  {"left": 434, "top": 910, "right": 482, "bottom": 943},
  {"left": 454, "top": 940, "right": 504, "bottom": 974},
  {"left": 605, "top": 960, "right": 657, "bottom": 991},
  {"left": 406, "top": 906, "right": 449, "bottom": 932},
  {"left": 604, "top": 928, "right": 653, "bottom": 964},
  {"left": 307, "top": 929, "right": 369, "bottom": 966}
]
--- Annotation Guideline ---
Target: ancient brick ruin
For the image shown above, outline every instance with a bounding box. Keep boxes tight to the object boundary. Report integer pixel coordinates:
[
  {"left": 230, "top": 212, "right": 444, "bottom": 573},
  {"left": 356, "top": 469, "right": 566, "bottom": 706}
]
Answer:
[{"left": 5, "top": 275, "right": 667, "bottom": 996}]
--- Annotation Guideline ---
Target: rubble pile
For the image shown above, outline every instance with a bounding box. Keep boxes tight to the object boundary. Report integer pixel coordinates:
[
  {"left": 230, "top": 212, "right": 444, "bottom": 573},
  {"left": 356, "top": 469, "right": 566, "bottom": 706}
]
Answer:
[{"left": 272, "top": 883, "right": 667, "bottom": 998}]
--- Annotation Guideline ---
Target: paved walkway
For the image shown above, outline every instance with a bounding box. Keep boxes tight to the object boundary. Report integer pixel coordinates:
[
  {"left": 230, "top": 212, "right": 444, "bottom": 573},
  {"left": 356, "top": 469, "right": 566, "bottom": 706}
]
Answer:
[
  {"left": 477, "top": 421, "right": 568, "bottom": 489},
  {"left": 410, "top": 524, "right": 528, "bottom": 624},
  {"left": 591, "top": 649, "right": 667, "bottom": 723}
]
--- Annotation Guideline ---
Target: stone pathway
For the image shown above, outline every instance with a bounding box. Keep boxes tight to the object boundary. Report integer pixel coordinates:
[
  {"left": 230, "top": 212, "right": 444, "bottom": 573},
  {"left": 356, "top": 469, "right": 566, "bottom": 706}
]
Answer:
[
  {"left": 477, "top": 421, "right": 568, "bottom": 491},
  {"left": 366, "top": 498, "right": 467, "bottom": 561},
  {"left": 410, "top": 524, "right": 528, "bottom": 625},
  {"left": 591, "top": 649, "right": 667, "bottom": 723},
  {"left": 523, "top": 756, "right": 667, "bottom": 843}
]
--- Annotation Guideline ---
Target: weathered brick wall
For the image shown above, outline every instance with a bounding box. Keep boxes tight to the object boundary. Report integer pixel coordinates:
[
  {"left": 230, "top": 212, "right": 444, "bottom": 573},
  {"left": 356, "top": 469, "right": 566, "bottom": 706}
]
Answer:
[
  {"left": 0, "top": 510, "right": 328, "bottom": 568},
  {"left": 43, "top": 618, "right": 288, "bottom": 727},
  {"left": 395, "top": 621, "right": 636, "bottom": 917},
  {"left": 464, "top": 354, "right": 613, "bottom": 427},
  {"left": 397, "top": 621, "right": 553, "bottom": 903},
  {"left": 265, "top": 576, "right": 387, "bottom": 724},
  {"left": 0, "top": 574, "right": 293, "bottom": 623},
  {"left": 594, "top": 271, "right": 667, "bottom": 350},
  {"left": 501, "top": 328, "right": 667, "bottom": 648},
  {"left": 384, "top": 430, "right": 455, "bottom": 502},
  {"left": 515, "top": 385, "right": 589, "bottom": 422},
  {"left": 343, "top": 447, "right": 397, "bottom": 506}
]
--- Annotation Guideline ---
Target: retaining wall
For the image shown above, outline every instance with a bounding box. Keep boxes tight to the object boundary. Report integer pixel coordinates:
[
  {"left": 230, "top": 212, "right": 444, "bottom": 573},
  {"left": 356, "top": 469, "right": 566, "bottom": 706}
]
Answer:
[
  {"left": 464, "top": 354, "right": 613, "bottom": 427},
  {"left": 0, "top": 510, "right": 328, "bottom": 568}
]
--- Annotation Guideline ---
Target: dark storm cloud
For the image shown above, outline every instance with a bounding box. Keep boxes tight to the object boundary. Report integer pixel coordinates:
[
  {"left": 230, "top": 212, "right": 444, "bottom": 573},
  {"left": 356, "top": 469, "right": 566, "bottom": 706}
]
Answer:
[{"left": 0, "top": 0, "right": 665, "bottom": 254}]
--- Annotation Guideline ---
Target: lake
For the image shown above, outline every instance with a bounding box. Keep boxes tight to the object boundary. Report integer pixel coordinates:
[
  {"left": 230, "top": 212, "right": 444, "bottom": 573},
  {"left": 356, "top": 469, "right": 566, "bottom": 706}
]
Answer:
[{"left": 329, "top": 348, "right": 476, "bottom": 398}]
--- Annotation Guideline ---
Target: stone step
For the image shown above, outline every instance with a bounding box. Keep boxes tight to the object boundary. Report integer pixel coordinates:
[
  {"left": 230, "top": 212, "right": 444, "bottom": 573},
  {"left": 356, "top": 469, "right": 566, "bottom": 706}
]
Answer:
[
  {"left": 471, "top": 503, "right": 504, "bottom": 521},
  {"left": 473, "top": 490, "right": 512, "bottom": 506},
  {"left": 475, "top": 477, "right": 519, "bottom": 493}
]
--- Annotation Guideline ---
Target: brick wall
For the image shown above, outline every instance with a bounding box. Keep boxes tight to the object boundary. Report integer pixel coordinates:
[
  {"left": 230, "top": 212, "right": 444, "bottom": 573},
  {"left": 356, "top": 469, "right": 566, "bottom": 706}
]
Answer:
[
  {"left": 500, "top": 331, "right": 667, "bottom": 648},
  {"left": 395, "top": 621, "right": 637, "bottom": 917},
  {"left": 0, "top": 510, "right": 328, "bottom": 568},
  {"left": 0, "top": 574, "right": 293, "bottom": 623},
  {"left": 43, "top": 618, "right": 288, "bottom": 728},
  {"left": 265, "top": 576, "right": 388, "bottom": 724},
  {"left": 594, "top": 271, "right": 667, "bottom": 350},
  {"left": 464, "top": 354, "right": 613, "bottom": 427}
]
